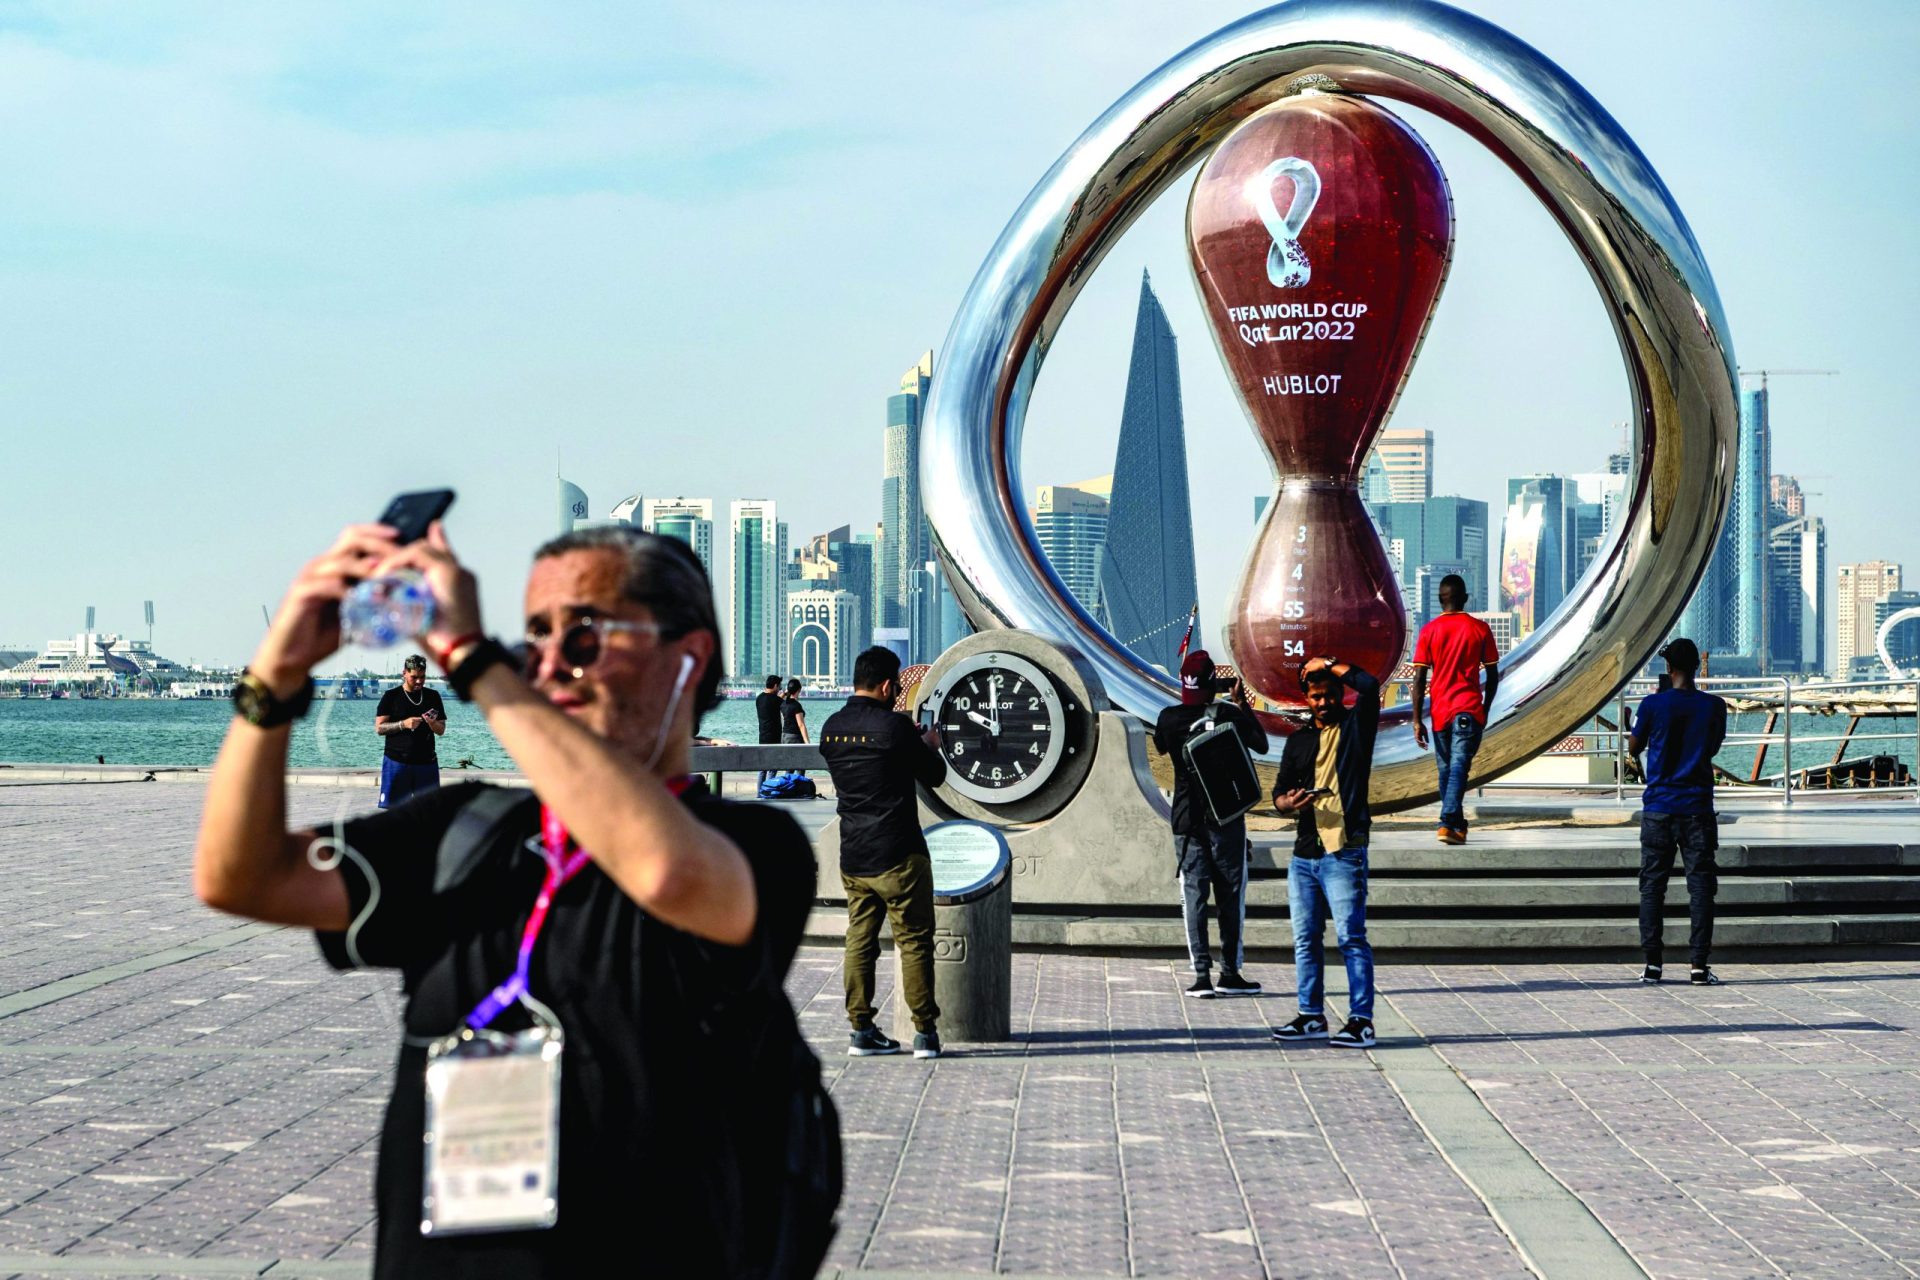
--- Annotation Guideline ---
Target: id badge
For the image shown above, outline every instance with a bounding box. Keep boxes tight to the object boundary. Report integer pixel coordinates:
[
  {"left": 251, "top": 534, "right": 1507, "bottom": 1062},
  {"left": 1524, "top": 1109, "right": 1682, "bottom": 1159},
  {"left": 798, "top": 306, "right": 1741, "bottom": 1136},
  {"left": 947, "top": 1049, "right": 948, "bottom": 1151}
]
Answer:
[{"left": 421, "top": 1024, "right": 562, "bottom": 1236}]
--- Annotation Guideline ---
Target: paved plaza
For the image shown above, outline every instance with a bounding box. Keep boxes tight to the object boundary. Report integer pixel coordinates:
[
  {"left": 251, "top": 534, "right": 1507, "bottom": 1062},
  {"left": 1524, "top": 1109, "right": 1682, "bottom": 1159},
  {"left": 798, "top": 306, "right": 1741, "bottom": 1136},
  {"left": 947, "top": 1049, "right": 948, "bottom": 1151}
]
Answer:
[{"left": 1, "top": 778, "right": 1918, "bottom": 1278}]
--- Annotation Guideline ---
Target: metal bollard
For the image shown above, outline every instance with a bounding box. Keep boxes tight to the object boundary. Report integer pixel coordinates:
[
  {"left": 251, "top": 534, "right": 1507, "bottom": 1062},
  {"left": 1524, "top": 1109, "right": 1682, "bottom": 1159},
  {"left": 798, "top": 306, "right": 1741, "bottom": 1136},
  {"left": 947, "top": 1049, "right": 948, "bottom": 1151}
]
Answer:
[{"left": 894, "top": 822, "right": 1012, "bottom": 1043}]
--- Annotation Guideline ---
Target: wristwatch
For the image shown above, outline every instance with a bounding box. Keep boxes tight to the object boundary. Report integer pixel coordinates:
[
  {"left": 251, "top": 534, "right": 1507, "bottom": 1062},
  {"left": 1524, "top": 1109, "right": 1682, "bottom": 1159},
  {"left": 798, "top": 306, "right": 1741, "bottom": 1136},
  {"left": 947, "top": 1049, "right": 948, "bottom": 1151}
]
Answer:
[{"left": 232, "top": 669, "right": 314, "bottom": 728}]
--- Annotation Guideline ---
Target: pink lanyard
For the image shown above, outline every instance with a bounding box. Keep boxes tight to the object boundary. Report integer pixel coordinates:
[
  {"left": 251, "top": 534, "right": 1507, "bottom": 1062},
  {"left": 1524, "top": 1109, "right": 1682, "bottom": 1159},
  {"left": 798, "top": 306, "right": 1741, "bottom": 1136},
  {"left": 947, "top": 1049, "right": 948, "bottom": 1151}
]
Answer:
[{"left": 463, "top": 782, "right": 691, "bottom": 1030}]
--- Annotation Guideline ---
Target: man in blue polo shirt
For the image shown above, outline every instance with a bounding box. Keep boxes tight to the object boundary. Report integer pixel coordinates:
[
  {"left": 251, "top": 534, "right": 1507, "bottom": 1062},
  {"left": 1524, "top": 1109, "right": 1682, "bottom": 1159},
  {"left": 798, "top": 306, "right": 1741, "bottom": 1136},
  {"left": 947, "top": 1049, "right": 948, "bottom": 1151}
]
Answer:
[{"left": 1628, "top": 638, "right": 1729, "bottom": 986}]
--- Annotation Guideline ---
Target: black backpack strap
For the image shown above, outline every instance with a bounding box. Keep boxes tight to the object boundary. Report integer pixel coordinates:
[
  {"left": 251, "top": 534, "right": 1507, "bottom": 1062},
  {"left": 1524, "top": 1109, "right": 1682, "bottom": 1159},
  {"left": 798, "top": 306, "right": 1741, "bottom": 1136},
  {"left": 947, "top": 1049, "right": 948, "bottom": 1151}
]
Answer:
[{"left": 435, "top": 786, "right": 538, "bottom": 895}]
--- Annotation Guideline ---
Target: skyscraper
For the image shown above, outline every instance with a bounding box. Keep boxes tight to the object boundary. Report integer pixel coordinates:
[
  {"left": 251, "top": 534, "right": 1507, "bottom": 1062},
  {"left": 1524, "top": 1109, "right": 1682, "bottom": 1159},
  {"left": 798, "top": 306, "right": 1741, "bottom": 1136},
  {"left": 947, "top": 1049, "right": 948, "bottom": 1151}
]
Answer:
[
  {"left": 1500, "top": 476, "right": 1565, "bottom": 635},
  {"left": 609, "top": 493, "right": 643, "bottom": 524},
  {"left": 557, "top": 476, "right": 589, "bottom": 535},
  {"left": 1767, "top": 514, "right": 1825, "bottom": 674},
  {"left": 1837, "top": 561, "right": 1903, "bottom": 675},
  {"left": 1033, "top": 482, "right": 1110, "bottom": 611},
  {"left": 1369, "top": 428, "right": 1434, "bottom": 502},
  {"left": 1368, "top": 494, "right": 1487, "bottom": 627},
  {"left": 1770, "top": 474, "right": 1806, "bottom": 519},
  {"left": 1097, "top": 271, "right": 1199, "bottom": 670},
  {"left": 878, "top": 350, "right": 962, "bottom": 663},
  {"left": 1678, "top": 385, "right": 1773, "bottom": 673},
  {"left": 729, "top": 499, "right": 787, "bottom": 683},
  {"left": 878, "top": 353, "right": 930, "bottom": 636},
  {"left": 640, "top": 498, "right": 715, "bottom": 577},
  {"left": 812, "top": 525, "right": 874, "bottom": 659}
]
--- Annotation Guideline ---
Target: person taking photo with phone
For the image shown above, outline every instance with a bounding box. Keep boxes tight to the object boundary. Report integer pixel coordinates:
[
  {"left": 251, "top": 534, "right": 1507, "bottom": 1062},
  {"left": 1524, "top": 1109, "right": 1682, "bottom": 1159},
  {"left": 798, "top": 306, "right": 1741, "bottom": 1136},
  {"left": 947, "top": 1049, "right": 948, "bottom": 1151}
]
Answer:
[
  {"left": 374, "top": 653, "right": 445, "bottom": 807},
  {"left": 1153, "top": 650, "right": 1269, "bottom": 999},
  {"left": 1271, "top": 656, "right": 1382, "bottom": 1049},
  {"left": 194, "top": 519, "right": 836, "bottom": 1278}
]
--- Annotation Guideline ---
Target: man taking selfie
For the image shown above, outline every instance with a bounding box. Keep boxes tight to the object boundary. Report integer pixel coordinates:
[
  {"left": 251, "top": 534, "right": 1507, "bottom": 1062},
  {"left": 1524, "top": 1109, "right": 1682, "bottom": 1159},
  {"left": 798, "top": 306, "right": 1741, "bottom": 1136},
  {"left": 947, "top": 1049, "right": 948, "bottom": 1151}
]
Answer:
[
  {"left": 196, "top": 520, "right": 835, "bottom": 1278},
  {"left": 1271, "top": 657, "right": 1381, "bottom": 1049},
  {"left": 374, "top": 653, "right": 445, "bottom": 808}
]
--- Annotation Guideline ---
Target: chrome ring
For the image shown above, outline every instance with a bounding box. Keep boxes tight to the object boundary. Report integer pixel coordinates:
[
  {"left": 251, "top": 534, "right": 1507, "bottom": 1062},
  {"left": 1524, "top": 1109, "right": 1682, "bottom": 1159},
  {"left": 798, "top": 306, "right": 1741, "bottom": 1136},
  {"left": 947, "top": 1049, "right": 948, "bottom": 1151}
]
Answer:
[{"left": 920, "top": 0, "right": 1737, "bottom": 807}]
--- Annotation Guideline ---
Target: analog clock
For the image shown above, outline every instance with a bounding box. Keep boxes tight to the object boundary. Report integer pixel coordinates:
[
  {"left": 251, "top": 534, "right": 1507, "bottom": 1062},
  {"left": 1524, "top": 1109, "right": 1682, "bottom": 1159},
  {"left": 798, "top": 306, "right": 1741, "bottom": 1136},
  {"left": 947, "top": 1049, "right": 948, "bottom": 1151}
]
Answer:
[{"left": 927, "top": 652, "right": 1069, "bottom": 805}]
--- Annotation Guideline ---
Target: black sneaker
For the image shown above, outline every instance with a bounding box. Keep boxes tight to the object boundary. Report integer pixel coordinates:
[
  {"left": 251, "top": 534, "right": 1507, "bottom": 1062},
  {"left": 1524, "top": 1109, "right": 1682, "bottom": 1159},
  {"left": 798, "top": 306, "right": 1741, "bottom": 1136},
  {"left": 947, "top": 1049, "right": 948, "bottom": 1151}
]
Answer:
[
  {"left": 1640, "top": 964, "right": 1663, "bottom": 984},
  {"left": 1213, "top": 971, "right": 1262, "bottom": 997},
  {"left": 913, "top": 1031, "right": 942, "bottom": 1059},
  {"left": 1272, "top": 1013, "right": 1329, "bottom": 1042},
  {"left": 1329, "top": 1017, "right": 1376, "bottom": 1049},
  {"left": 1690, "top": 966, "right": 1721, "bottom": 986},
  {"left": 848, "top": 1026, "right": 903, "bottom": 1057},
  {"left": 1185, "top": 974, "right": 1216, "bottom": 999}
]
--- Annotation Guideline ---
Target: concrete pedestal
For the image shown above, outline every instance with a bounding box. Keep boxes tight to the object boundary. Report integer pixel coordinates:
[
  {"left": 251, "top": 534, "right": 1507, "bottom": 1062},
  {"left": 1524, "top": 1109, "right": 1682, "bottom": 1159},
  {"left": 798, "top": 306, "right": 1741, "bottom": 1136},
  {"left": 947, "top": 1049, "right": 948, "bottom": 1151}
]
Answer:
[{"left": 895, "top": 875, "right": 1012, "bottom": 1042}]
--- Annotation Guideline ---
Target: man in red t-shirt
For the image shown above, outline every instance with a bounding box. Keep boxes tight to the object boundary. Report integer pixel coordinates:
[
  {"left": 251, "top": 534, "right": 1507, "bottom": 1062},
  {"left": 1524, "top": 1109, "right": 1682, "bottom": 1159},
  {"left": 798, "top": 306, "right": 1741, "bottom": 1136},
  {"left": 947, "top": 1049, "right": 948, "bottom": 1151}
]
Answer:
[{"left": 1411, "top": 574, "right": 1501, "bottom": 845}]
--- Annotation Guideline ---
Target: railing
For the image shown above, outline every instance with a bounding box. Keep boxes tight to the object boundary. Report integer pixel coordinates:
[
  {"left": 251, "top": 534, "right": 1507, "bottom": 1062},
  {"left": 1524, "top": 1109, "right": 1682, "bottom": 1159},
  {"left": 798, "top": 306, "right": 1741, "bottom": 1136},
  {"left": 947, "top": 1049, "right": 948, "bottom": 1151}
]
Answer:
[{"left": 1412, "top": 674, "right": 1920, "bottom": 807}]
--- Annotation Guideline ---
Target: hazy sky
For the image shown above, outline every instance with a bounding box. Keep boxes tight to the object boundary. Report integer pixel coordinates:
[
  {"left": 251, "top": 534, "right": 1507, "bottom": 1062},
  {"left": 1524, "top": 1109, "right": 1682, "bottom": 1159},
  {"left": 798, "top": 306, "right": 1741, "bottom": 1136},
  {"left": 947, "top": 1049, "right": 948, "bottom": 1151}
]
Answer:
[{"left": 2, "top": 1, "right": 1914, "bottom": 670}]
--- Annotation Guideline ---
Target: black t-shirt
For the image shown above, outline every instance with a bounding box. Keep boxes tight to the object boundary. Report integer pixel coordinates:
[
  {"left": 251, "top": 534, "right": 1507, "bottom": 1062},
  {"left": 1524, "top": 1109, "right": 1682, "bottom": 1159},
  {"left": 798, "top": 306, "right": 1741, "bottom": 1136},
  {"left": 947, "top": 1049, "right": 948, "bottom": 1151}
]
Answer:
[
  {"left": 779, "top": 697, "right": 804, "bottom": 737},
  {"left": 376, "top": 686, "right": 446, "bottom": 764},
  {"left": 1153, "top": 701, "right": 1269, "bottom": 836},
  {"left": 755, "top": 691, "right": 782, "bottom": 743},
  {"left": 315, "top": 781, "right": 816, "bottom": 1279}
]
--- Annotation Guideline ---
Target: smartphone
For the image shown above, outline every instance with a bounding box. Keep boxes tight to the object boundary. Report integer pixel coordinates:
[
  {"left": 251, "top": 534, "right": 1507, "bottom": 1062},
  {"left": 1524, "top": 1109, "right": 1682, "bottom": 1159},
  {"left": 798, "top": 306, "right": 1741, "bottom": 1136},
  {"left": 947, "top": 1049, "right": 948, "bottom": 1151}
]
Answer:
[
  {"left": 1307, "top": 787, "right": 1334, "bottom": 797},
  {"left": 377, "top": 489, "right": 456, "bottom": 545}
]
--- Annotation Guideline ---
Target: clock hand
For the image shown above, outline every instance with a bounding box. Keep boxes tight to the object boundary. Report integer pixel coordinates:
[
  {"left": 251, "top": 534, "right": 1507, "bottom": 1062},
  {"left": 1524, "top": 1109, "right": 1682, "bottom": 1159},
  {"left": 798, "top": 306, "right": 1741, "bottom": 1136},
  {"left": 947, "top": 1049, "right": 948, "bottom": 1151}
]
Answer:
[
  {"left": 965, "top": 710, "right": 995, "bottom": 730},
  {"left": 988, "top": 674, "right": 1002, "bottom": 736}
]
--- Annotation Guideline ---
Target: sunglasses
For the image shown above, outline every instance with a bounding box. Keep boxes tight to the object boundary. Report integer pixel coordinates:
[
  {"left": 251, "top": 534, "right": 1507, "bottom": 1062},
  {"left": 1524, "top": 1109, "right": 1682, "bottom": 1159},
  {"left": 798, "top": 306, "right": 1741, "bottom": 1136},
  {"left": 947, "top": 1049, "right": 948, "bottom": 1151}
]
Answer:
[{"left": 522, "top": 618, "right": 662, "bottom": 679}]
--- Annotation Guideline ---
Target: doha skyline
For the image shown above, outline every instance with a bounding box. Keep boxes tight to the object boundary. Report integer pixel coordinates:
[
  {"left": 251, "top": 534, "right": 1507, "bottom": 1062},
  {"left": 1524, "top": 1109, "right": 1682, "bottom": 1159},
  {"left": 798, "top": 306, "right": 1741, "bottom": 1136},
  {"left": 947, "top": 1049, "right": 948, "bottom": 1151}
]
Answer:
[{"left": 1, "top": 2, "right": 1915, "bottom": 668}]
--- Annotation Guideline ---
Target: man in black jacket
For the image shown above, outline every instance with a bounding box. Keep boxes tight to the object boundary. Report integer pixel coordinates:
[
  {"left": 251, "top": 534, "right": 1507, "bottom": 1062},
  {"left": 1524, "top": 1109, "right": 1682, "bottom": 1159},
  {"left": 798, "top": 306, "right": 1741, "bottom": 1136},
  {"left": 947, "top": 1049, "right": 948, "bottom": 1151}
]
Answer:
[
  {"left": 1271, "top": 657, "right": 1381, "bottom": 1049},
  {"left": 1153, "top": 650, "right": 1269, "bottom": 998},
  {"left": 818, "top": 647, "right": 948, "bottom": 1059}
]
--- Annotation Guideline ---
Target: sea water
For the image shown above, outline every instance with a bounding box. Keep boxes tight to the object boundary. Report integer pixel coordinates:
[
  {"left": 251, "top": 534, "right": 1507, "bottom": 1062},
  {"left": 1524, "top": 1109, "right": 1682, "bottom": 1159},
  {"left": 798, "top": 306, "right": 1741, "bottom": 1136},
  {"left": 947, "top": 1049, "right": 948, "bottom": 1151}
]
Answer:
[{"left": 0, "top": 695, "right": 847, "bottom": 771}]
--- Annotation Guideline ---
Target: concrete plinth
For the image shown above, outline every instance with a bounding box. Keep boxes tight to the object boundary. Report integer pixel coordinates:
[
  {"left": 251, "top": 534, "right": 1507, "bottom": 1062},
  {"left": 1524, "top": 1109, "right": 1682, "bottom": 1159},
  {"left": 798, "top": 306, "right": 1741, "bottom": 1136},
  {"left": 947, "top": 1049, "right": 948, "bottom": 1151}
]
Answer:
[{"left": 895, "top": 878, "right": 1012, "bottom": 1042}]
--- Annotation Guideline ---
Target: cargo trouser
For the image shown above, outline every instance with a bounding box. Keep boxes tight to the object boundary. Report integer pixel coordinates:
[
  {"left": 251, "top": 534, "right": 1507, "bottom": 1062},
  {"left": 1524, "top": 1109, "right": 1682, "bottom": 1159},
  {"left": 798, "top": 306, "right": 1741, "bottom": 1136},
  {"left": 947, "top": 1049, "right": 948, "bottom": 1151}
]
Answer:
[{"left": 842, "top": 852, "right": 940, "bottom": 1034}]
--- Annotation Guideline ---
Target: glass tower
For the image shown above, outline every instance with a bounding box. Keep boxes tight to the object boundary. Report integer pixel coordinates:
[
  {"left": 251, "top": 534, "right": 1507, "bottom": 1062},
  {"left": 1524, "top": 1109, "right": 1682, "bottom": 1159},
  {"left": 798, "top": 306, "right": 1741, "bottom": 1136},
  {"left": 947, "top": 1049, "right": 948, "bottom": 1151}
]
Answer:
[
  {"left": 729, "top": 499, "right": 787, "bottom": 683},
  {"left": 1096, "top": 272, "right": 1199, "bottom": 671}
]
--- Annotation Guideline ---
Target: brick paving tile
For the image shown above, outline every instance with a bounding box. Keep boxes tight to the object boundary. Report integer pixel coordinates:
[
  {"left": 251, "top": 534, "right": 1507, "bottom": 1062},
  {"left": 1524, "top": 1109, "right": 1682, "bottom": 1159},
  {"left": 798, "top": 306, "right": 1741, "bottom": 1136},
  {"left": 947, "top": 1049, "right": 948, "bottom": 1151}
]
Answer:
[{"left": 3, "top": 780, "right": 1918, "bottom": 1277}]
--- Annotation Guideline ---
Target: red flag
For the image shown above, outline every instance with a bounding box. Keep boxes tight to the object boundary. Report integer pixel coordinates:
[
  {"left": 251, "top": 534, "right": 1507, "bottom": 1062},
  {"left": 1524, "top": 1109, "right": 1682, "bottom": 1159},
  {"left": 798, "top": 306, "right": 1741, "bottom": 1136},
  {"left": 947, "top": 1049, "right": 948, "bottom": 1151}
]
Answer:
[{"left": 1175, "top": 604, "right": 1199, "bottom": 662}]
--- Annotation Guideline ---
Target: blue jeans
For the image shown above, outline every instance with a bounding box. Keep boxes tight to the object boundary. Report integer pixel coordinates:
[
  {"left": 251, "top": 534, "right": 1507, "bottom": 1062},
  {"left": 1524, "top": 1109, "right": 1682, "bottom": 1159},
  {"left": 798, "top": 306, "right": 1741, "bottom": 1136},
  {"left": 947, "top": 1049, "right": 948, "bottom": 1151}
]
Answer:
[
  {"left": 1433, "top": 713, "right": 1484, "bottom": 832},
  {"left": 1289, "top": 848, "right": 1373, "bottom": 1020}
]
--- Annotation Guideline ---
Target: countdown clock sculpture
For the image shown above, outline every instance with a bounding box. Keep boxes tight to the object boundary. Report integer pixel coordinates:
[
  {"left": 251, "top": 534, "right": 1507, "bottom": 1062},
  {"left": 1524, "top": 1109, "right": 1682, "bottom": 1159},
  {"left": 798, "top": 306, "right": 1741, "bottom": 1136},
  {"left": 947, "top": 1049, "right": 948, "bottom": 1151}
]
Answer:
[
  {"left": 915, "top": 631, "right": 1102, "bottom": 825},
  {"left": 918, "top": 0, "right": 1739, "bottom": 809}
]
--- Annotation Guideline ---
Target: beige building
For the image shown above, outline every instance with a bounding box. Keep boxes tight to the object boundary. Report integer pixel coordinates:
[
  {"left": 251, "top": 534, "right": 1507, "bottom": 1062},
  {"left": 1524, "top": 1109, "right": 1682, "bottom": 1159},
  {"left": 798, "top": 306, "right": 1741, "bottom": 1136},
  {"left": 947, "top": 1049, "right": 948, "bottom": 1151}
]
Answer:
[
  {"left": 1033, "top": 482, "right": 1111, "bottom": 609},
  {"left": 1370, "top": 428, "right": 1433, "bottom": 503},
  {"left": 1836, "top": 561, "right": 1903, "bottom": 675}
]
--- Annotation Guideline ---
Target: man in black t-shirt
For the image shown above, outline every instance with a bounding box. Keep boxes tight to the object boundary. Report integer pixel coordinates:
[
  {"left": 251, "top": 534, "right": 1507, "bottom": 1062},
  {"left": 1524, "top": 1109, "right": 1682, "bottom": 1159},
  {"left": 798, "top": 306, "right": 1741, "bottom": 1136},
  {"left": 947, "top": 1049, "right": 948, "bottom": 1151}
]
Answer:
[
  {"left": 818, "top": 646, "right": 947, "bottom": 1059},
  {"left": 374, "top": 654, "right": 445, "bottom": 808},
  {"left": 194, "top": 521, "right": 831, "bottom": 1278},
  {"left": 1153, "top": 649, "right": 1269, "bottom": 1000},
  {"left": 755, "top": 674, "right": 783, "bottom": 783}
]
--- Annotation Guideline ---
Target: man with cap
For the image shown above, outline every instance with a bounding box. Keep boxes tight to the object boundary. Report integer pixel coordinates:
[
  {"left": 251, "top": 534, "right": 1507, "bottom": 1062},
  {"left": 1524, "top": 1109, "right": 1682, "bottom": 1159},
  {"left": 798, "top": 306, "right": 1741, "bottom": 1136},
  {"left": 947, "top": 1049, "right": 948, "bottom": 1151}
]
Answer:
[
  {"left": 1153, "top": 651, "right": 1269, "bottom": 998},
  {"left": 374, "top": 654, "right": 446, "bottom": 808},
  {"left": 1627, "top": 637, "right": 1729, "bottom": 985}
]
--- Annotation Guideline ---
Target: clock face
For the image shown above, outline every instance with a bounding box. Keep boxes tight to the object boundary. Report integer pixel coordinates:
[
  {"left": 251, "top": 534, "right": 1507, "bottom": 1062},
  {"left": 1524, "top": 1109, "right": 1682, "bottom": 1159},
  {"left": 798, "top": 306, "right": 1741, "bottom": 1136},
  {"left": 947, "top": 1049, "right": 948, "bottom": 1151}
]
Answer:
[{"left": 929, "top": 651, "right": 1068, "bottom": 805}]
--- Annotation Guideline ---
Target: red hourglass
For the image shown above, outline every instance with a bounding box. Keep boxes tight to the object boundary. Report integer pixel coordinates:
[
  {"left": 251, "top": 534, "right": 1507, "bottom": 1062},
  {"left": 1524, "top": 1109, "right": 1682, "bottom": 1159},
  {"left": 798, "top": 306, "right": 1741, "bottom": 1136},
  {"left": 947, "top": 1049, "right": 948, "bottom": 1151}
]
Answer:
[{"left": 1187, "top": 91, "right": 1453, "bottom": 718}]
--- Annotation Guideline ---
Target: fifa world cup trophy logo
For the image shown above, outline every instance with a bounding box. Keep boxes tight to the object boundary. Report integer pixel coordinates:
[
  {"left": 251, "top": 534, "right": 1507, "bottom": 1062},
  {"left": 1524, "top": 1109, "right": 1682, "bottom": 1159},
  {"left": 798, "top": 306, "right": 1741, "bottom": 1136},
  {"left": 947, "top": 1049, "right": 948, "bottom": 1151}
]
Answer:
[{"left": 1188, "top": 92, "right": 1453, "bottom": 716}]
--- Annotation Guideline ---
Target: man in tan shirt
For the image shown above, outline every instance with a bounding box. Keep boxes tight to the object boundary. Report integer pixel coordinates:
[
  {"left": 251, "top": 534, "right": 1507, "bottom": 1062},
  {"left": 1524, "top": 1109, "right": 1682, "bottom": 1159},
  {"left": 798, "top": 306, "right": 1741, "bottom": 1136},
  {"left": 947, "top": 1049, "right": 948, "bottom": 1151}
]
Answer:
[{"left": 1271, "top": 657, "right": 1381, "bottom": 1049}]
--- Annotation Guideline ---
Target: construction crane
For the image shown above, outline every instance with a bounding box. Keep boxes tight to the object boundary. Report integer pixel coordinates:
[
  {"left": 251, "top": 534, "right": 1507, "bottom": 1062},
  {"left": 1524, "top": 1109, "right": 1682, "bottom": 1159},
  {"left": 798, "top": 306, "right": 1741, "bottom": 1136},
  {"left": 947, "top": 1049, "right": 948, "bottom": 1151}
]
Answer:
[{"left": 1738, "top": 367, "right": 1838, "bottom": 389}]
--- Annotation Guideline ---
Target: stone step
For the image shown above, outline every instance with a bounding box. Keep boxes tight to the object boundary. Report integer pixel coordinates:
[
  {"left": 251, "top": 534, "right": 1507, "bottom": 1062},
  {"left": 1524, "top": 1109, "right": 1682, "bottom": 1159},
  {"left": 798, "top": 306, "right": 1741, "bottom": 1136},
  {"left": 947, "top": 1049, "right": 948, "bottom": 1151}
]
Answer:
[
  {"left": 804, "top": 907, "right": 1920, "bottom": 952},
  {"left": 1253, "top": 843, "right": 1920, "bottom": 874},
  {"left": 1239, "top": 874, "right": 1920, "bottom": 911}
]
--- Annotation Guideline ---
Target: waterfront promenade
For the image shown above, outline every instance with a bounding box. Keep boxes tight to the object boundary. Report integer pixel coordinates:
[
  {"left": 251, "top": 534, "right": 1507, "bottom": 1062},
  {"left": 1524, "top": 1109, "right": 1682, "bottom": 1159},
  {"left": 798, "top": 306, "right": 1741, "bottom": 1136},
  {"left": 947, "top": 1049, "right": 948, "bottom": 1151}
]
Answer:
[{"left": 1, "top": 778, "right": 1917, "bottom": 1278}]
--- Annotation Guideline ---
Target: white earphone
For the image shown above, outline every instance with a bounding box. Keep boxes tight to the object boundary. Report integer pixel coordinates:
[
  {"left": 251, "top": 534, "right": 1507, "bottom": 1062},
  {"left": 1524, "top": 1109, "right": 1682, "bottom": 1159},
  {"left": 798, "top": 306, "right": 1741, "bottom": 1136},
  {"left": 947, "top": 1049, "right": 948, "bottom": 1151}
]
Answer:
[{"left": 644, "top": 652, "right": 699, "bottom": 771}]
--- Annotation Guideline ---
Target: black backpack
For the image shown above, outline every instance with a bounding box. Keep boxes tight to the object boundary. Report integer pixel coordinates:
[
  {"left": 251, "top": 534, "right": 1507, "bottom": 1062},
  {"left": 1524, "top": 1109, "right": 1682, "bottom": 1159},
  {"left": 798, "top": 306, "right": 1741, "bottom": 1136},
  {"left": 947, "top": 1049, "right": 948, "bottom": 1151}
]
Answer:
[
  {"left": 1180, "top": 706, "right": 1262, "bottom": 826},
  {"left": 437, "top": 788, "right": 842, "bottom": 1279}
]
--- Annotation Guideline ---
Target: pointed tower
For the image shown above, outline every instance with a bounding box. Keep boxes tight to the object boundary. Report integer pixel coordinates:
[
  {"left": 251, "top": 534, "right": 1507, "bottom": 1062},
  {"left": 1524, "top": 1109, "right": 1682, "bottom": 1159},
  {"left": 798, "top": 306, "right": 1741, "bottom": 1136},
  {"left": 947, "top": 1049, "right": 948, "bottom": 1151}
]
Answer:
[{"left": 1096, "top": 272, "right": 1200, "bottom": 671}]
